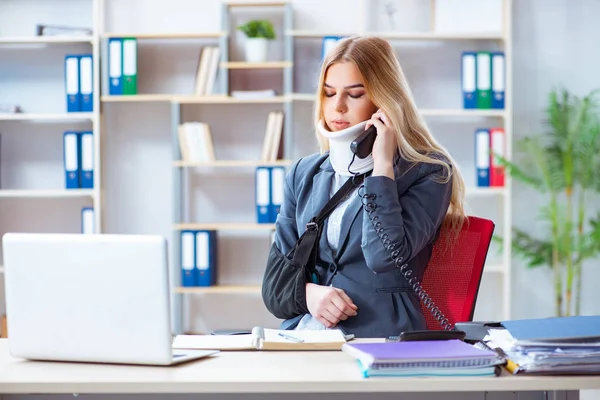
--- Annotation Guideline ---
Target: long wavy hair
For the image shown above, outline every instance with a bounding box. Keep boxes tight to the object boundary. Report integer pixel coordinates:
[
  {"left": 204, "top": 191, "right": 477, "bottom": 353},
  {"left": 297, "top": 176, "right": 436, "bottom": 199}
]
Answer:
[{"left": 313, "top": 36, "right": 467, "bottom": 238}]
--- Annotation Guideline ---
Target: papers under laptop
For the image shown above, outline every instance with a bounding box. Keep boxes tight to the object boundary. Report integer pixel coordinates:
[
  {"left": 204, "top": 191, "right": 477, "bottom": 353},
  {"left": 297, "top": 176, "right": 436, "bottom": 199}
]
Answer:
[{"left": 2, "top": 233, "right": 218, "bottom": 365}]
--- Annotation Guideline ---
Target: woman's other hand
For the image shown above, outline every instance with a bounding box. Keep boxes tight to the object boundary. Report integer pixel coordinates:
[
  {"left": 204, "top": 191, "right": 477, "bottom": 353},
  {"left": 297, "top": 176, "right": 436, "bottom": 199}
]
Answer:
[{"left": 305, "top": 283, "right": 358, "bottom": 328}]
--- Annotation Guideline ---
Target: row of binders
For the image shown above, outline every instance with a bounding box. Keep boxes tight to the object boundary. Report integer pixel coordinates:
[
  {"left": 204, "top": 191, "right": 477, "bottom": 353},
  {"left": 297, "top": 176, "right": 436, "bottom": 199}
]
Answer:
[
  {"left": 255, "top": 166, "right": 285, "bottom": 224},
  {"left": 63, "top": 131, "right": 94, "bottom": 189},
  {"left": 462, "top": 51, "right": 505, "bottom": 109},
  {"left": 475, "top": 127, "right": 505, "bottom": 187},
  {"left": 180, "top": 230, "right": 217, "bottom": 287},
  {"left": 65, "top": 54, "right": 94, "bottom": 112},
  {"left": 108, "top": 38, "right": 138, "bottom": 95}
]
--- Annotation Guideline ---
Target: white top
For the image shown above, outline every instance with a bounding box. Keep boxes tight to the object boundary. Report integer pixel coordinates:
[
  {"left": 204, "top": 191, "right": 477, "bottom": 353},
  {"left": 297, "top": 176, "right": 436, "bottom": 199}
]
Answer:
[
  {"left": 296, "top": 173, "right": 358, "bottom": 332},
  {"left": 1, "top": 339, "right": 599, "bottom": 394}
]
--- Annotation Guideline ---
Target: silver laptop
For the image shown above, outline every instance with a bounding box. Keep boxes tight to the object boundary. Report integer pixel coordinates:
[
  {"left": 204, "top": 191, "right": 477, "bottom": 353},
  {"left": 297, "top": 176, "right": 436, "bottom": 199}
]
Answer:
[{"left": 2, "top": 232, "right": 218, "bottom": 365}]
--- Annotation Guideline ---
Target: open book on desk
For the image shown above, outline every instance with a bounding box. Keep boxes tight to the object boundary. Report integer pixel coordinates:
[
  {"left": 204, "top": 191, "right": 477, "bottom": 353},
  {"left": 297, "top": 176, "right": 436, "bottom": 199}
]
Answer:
[{"left": 173, "top": 327, "right": 350, "bottom": 351}]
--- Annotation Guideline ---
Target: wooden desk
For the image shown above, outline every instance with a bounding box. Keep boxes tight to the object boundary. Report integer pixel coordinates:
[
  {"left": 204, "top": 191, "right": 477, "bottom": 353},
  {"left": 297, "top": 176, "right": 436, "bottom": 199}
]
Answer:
[{"left": 1, "top": 339, "right": 599, "bottom": 399}]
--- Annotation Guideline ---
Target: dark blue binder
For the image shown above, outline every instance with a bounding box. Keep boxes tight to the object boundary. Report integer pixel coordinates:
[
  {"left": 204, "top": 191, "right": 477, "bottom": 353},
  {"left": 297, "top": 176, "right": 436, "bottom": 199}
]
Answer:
[
  {"left": 491, "top": 51, "right": 505, "bottom": 109},
  {"left": 108, "top": 38, "right": 123, "bottom": 95},
  {"left": 79, "top": 54, "right": 94, "bottom": 112},
  {"left": 180, "top": 230, "right": 196, "bottom": 287},
  {"left": 63, "top": 131, "right": 80, "bottom": 189},
  {"left": 255, "top": 166, "right": 271, "bottom": 223},
  {"left": 79, "top": 131, "right": 94, "bottom": 189},
  {"left": 269, "top": 166, "right": 285, "bottom": 223},
  {"left": 475, "top": 128, "right": 490, "bottom": 187},
  {"left": 65, "top": 55, "right": 81, "bottom": 112},
  {"left": 195, "top": 230, "right": 217, "bottom": 287},
  {"left": 462, "top": 52, "right": 477, "bottom": 109}
]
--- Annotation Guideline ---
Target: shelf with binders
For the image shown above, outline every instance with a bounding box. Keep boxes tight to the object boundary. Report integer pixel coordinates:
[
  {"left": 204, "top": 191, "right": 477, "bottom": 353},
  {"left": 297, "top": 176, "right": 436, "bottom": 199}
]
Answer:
[
  {"left": 0, "top": 36, "right": 94, "bottom": 45},
  {"left": 100, "top": 31, "right": 224, "bottom": 101}
]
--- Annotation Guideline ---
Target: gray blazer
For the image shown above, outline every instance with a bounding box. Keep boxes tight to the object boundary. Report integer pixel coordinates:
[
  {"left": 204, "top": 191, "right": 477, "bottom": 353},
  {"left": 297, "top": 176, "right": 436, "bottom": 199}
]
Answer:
[{"left": 273, "top": 152, "right": 453, "bottom": 338}]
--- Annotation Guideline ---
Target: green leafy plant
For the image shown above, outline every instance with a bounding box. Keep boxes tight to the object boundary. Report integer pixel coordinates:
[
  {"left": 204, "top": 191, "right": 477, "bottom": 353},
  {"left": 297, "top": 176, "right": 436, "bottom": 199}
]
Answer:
[
  {"left": 495, "top": 87, "right": 600, "bottom": 317},
  {"left": 237, "top": 19, "right": 276, "bottom": 39}
]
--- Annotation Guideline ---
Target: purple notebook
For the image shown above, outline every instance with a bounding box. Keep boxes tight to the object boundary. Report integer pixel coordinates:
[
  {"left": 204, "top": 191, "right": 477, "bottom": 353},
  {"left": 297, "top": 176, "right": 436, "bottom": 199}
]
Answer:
[{"left": 342, "top": 340, "right": 499, "bottom": 368}]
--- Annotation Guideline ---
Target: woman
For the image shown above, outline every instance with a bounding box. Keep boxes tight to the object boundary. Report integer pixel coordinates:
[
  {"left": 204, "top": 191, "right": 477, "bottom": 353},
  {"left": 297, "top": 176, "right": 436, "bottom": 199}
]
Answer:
[{"left": 263, "top": 36, "right": 467, "bottom": 338}]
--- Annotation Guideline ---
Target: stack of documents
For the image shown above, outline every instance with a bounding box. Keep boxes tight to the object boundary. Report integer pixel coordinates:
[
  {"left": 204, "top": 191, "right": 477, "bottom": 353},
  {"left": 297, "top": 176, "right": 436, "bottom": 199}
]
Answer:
[
  {"left": 342, "top": 340, "right": 503, "bottom": 378},
  {"left": 484, "top": 316, "right": 600, "bottom": 375},
  {"left": 173, "top": 327, "right": 349, "bottom": 351}
]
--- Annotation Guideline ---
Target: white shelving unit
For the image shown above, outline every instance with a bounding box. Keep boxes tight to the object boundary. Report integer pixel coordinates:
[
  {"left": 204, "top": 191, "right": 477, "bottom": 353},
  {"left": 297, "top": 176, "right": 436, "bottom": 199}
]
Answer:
[
  {"left": 96, "top": 0, "right": 512, "bottom": 333},
  {"left": 0, "top": 0, "right": 103, "bottom": 334}
]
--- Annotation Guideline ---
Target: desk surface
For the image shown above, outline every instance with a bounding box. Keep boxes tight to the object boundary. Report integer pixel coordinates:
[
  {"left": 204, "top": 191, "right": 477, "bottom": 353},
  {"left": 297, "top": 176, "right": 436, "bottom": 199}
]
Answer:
[{"left": 1, "top": 339, "right": 600, "bottom": 394}]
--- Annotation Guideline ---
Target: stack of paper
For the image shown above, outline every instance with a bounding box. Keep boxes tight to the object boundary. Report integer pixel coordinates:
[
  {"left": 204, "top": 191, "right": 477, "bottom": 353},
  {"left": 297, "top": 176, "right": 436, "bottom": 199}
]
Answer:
[
  {"left": 342, "top": 340, "right": 502, "bottom": 378},
  {"left": 485, "top": 316, "right": 600, "bottom": 375}
]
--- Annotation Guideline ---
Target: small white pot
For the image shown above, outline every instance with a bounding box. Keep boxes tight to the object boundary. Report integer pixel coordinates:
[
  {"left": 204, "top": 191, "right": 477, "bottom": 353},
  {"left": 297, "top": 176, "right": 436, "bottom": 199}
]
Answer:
[{"left": 245, "top": 38, "right": 269, "bottom": 63}]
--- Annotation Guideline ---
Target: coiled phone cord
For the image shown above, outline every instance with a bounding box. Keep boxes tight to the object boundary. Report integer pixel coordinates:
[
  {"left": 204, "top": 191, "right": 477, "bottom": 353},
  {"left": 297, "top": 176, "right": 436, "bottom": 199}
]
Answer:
[{"left": 357, "top": 183, "right": 455, "bottom": 332}]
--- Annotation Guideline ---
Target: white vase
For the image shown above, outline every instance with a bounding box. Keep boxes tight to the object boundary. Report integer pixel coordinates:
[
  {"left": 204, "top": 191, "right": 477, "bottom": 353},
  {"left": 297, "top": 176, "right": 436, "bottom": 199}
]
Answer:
[{"left": 245, "top": 38, "right": 268, "bottom": 63}]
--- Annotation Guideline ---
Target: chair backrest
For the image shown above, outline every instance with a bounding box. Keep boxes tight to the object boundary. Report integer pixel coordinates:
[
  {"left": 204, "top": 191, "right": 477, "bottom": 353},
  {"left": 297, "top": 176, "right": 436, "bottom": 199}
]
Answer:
[{"left": 420, "top": 216, "right": 495, "bottom": 330}]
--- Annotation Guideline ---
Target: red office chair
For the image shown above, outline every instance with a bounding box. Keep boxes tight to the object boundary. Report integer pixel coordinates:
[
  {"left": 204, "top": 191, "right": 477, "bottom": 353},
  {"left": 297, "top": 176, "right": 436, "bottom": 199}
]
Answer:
[{"left": 420, "top": 216, "right": 495, "bottom": 331}]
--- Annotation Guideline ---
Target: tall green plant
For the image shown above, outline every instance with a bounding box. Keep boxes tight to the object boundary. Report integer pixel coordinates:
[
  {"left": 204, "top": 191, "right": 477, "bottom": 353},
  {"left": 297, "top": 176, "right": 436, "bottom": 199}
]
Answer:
[{"left": 495, "top": 87, "right": 600, "bottom": 317}]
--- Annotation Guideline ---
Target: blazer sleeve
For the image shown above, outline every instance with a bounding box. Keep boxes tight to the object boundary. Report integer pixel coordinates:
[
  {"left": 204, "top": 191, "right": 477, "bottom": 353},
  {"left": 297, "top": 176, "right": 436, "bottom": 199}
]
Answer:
[
  {"left": 274, "top": 160, "right": 300, "bottom": 255},
  {"left": 360, "top": 162, "right": 452, "bottom": 274}
]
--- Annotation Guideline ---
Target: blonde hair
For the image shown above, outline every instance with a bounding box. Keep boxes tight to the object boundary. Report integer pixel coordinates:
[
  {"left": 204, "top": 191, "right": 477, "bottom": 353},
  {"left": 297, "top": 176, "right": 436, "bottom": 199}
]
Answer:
[{"left": 314, "top": 36, "right": 466, "bottom": 237}]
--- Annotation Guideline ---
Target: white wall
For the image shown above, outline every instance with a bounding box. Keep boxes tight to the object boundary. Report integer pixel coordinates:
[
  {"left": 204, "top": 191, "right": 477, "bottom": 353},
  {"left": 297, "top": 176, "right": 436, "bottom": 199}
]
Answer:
[{"left": 0, "top": 0, "right": 598, "bottom": 335}]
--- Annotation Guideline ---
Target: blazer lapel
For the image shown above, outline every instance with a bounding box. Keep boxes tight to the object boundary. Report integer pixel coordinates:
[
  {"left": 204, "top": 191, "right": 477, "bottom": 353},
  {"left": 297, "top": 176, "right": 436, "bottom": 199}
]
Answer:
[
  {"left": 311, "top": 159, "right": 335, "bottom": 264},
  {"left": 335, "top": 190, "right": 363, "bottom": 260}
]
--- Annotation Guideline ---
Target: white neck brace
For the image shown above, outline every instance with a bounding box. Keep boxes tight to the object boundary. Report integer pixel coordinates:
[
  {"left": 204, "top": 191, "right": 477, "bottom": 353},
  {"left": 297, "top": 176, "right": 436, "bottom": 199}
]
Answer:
[{"left": 317, "top": 119, "right": 374, "bottom": 176}]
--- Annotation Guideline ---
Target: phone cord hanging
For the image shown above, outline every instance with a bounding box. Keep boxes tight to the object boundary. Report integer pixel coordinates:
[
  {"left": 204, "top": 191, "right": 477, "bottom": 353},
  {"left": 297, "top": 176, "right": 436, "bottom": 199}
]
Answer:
[{"left": 349, "top": 156, "right": 455, "bottom": 332}]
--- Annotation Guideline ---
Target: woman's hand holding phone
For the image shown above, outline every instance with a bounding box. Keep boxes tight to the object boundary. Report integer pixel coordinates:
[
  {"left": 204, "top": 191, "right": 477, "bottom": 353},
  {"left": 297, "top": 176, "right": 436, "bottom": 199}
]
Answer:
[{"left": 366, "top": 109, "right": 397, "bottom": 178}]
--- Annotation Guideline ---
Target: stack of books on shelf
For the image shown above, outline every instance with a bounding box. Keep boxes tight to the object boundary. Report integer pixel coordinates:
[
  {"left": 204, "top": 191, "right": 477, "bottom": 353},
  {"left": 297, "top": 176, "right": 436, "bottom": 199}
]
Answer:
[
  {"left": 261, "top": 111, "right": 284, "bottom": 162},
  {"left": 194, "top": 46, "right": 220, "bottom": 96},
  {"left": 342, "top": 339, "right": 503, "bottom": 378},
  {"left": 178, "top": 122, "right": 216, "bottom": 163}
]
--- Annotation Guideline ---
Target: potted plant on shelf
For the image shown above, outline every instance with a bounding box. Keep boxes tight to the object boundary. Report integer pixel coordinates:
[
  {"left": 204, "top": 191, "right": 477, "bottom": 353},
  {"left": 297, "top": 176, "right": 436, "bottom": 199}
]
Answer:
[
  {"left": 495, "top": 87, "right": 600, "bottom": 317},
  {"left": 237, "top": 19, "right": 276, "bottom": 63}
]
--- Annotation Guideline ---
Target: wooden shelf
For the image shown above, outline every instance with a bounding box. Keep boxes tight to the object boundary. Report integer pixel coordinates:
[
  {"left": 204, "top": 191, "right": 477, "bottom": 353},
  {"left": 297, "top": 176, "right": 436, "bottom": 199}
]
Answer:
[
  {"left": 288, "top": 93, "right": 316, "bottom": 101},
  {"left": 102, "top": 95, "right": 290, "bottom": 104},
  {"left": 0, "top": 113, "right": 95, "bottom": 122},
  {"left": 174, "top": 223, "right": 275, "bottom": 231},
  {"left": 0, "top": 36, "right": 93, "bottom": 44},
  {"left": 221, "top": 61, "right": 292, "bottom": 69},
  {"left": 174, "top": 160, "right": 292, "bottom": 168},
  {"left": 101, "top": 94, "right": 173, "bottom": 102},
  {"left": 366, "top": 32, "right": 505, "bottom": 41},
  {"left": 225, "top": 2, "right": 287, "bottom": 7},
  {"left": 285, "top": 30, "right": 355, "bottom": 38},
  {"left": 284, "top": 31, "right": 504, "bottom": 41},
  {"left": 173, "top": 95, "right": 288, "bottom": 104},
  {"left": 173, "top": 285, "right": 261, "bottom": 294},
  {"left": 420, "top": 109, "right": 506, "bottom": 117},
  {"left": 102, "top": 32, "right": 225, "bottom": 39},
  {"left": 466, "top": 187, "right": 506, "bottom": 196},
  {"left": 0, "top": 189, "right": 94, "bottom": 198}
]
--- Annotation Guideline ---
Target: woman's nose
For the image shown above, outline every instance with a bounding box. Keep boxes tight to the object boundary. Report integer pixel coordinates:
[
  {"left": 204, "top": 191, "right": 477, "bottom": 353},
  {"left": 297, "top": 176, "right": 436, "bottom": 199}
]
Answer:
[{"left": 335, "top": 97, "right": 347, "bottom": 113}]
